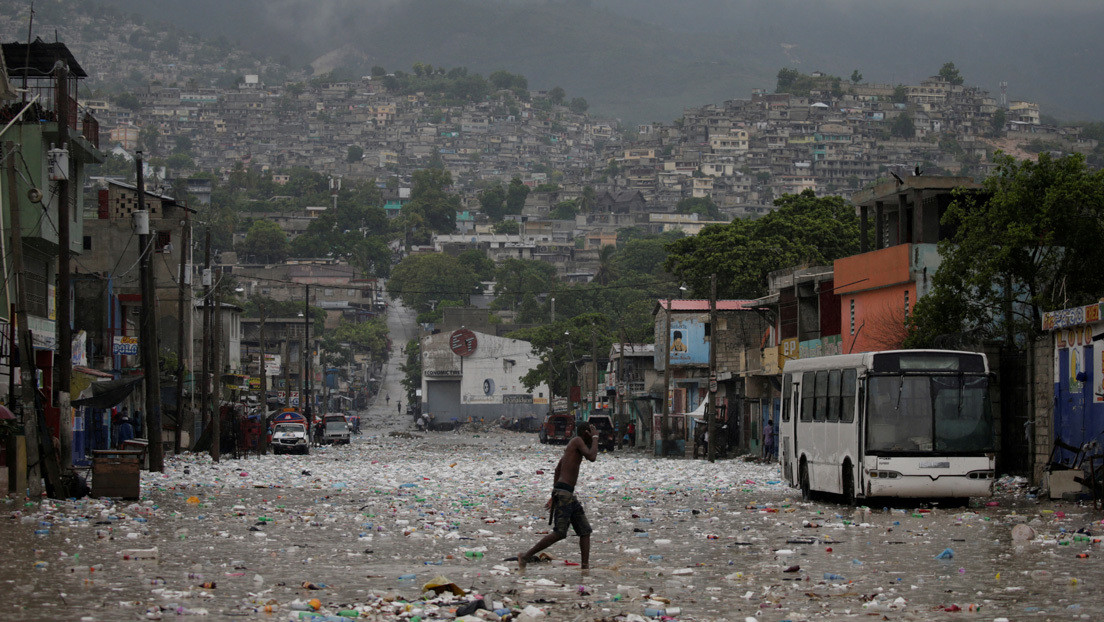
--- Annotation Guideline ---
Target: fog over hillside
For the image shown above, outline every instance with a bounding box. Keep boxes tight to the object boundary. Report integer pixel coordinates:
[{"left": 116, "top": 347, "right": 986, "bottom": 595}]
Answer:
[{"left": 97, "top": 0, "right": 1104, "bottom": 124}]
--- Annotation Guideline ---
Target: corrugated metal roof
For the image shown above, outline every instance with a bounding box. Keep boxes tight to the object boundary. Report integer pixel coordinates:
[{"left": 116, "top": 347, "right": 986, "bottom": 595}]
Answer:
[{"left": 2, "top": 38, "right": 87, "bottom": 79}]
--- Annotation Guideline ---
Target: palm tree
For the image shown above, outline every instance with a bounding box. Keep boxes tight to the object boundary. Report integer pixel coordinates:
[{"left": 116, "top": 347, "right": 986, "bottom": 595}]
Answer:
[{"left": 593, "top": 245, "right": 618, "bottom": 285}]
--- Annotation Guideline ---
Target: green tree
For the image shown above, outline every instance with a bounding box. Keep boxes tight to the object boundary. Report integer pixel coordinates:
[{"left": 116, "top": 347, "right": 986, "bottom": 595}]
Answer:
[
  {"left": 938, "top": 61, "right": 964, "bottom": 85},
  {"left": 549, "top": 200, "right": 577, "bottom": 220},
  {"left": 387, "top": 253, "right": 481, "bottom": 313},
  {"left": 675, "top": 196, "right": 722, "bottom": 220},
  {"left": 614, "top": 231, "right": 683, "bottom": 277},
  {"left": 400, "top": 338, "right": 422, "bottom": 403},
  {"left": 509, "top": 313, "right": 611, "bottom": 396},
  {"left": 346, "top": 145, "right": 364, "bottom": 163},
  {"left": 776, "top": 68, "right": 800, "bottom": 93},
  {"left": 239, "top": 220, "right": 289, "bottom": 263},
  {"left": 989, "top": 108, "right": 1006, "bottom": 137},
  {"left": 665, "top": 190, "right": 863, "bottom": 298},
  {"left": 892, "top": 84, "right": 908, "bottom": 103},
  {"left": 907, "top": 153, "right": 1104, "bottom": 348},
  {"left": 850, "top": 69, "right": 863, "bottom": 84},
  {"left": 891, "top": 113, "right": 915, "bottom": 139},
  {"left": 505, "top": 177, "right": 530, "bottom": 215},
  {"left": 114, "top": 91, "right": 140, "bottom": 110},
  {"left": 492, "top": 220, "right": 519, "bottom": 234},
  {"left": 492, "top": 258, "right": 557, "bottom": 312},
  {"left": 548, "top": 86, "right": 566, "bottom": 105},
  {"left": 479, "top": 183, "right": 507, "bottom": 221},
  {"left": 403, "top": 168, "right": 458, "bottom": 234},
  {"left": 568, "top": 97, "right": 588, "bottom": 114},
  {"left": 457, "top": 249, "right": 495, "bottom": 281}
]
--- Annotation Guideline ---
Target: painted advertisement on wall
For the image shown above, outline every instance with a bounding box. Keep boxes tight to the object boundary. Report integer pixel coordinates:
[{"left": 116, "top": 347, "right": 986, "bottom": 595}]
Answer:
[{"left": 669, "top": 319, "right": 708, "bottom": 365}]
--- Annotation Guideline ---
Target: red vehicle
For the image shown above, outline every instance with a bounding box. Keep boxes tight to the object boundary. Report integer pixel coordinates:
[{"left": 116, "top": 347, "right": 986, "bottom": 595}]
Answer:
[{"left": 539, "top": 413, "right": 575, "bottom": 444}]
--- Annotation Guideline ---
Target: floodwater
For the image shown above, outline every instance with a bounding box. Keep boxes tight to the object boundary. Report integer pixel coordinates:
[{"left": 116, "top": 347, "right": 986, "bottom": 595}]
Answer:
[{"left": 3, "top": 425, "right": 1103, "bottom": 621}]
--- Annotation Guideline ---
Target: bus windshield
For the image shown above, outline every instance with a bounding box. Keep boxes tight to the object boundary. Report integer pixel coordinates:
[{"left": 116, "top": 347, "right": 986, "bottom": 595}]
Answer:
[{"left": 866, "top": 375, "right": 994, "bottom": 453}]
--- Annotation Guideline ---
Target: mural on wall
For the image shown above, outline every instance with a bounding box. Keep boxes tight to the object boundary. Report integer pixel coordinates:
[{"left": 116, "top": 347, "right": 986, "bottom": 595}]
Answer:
[
  {"left": 669, "top": 319, "right": 708, "bottom": 365},
  {"left": 1096, "top": 339, "right": 1104, "bottom": 404}
]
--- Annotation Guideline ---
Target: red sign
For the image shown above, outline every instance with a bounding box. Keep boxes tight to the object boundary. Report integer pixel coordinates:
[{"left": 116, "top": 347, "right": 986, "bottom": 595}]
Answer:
[{"left": 449, "top": 328, "right": 478, "bottom": 357}]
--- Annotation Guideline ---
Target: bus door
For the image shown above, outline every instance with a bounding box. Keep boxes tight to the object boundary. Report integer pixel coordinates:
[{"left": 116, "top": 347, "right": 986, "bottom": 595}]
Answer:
[{"left": 781, "top": 373, "right": 797, "bottom": 485}]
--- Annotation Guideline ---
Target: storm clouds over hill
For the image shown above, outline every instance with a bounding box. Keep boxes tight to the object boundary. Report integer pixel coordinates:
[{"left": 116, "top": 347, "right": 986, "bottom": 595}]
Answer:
[{"left": 97, "top": 0, "right": 1104, "bottom": 124}]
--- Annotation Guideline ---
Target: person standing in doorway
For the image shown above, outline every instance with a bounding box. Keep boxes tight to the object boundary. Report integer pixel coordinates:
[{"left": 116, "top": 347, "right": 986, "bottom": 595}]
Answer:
[
  {"left": 518, "top": 421, "right": 600, "bottom": 571},
  {"left": 763, "top": 418, "right": 775, "bottom": 462}
]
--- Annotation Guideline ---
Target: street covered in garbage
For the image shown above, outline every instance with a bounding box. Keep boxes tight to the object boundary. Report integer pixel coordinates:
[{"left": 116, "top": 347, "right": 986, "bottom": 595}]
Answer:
[{"left": 3, "top": 425, "right": 1102, "bottom": 622}]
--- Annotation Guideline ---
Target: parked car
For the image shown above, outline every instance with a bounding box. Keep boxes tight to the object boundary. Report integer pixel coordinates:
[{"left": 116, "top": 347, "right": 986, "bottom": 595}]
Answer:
[
  {"left": 539, "top": 413, "right": 575, "bottom": 444},
  {"left": 271, "top": 421, "right": 310, "bottom": 455},
  {"left": 586, "top": 414, "right": 617, "bottom": 451},
  {"left": 322, "top": 413, "right": 351, "bottom": 445}
]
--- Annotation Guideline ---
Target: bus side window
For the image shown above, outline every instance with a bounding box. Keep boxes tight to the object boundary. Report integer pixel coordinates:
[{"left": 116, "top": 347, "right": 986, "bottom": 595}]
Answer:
[
  {"left": 841, "top": 369, "right": 857, "bottom": 423},
  {"left": 827, "top": 369, "right": 841, "bottom": 422},
  {"left": 814, "top": 370, "right": 828, "bottom": 421},
  {"left": 801, "top": 372, "right": 815, "bottom": 421},
  {"left": 782, "top": 374, "right": 792, "bottom": 422}
]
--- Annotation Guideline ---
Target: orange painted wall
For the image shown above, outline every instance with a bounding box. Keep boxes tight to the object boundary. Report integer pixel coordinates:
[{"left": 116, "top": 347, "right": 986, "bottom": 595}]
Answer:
[{"left": 834, "top": 245, "right": 915, "bottom": 353}]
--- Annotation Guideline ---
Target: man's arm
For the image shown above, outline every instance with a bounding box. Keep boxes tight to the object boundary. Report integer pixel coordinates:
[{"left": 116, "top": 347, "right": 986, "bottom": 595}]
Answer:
[{"left": 578, "top": 432, "right": 599, "bottom": 462}]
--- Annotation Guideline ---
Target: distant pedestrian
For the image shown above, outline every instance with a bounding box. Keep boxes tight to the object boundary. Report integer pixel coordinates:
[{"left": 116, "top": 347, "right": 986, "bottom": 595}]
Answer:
[
  {"left": 116, "top": 418, "right": 134, "bottom": 449},
  {"left": 763, "top": 418, "right": 775, "bottom": 461},
  {"left": 626, "top": 422, "right": 636, "bottom": 447},
  {"left": 397, "top": 401, "right": 402, "bottom": 415},
  {"left": 386, "top": 394, "right": 390, "bottom": 406}
]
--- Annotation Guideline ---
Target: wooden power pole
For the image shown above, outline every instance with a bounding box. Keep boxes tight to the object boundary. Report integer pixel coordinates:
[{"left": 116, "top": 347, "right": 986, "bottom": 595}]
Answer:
[
  {"left": 7, "top": 142, "right": 43, "bottom": 495},
  {"left": 135, "top": 152, "right": 163, "bottom": 471},
  {"left": 54, "top": 61, "right": 73, "bottom": 470},
  {"left": 707, "top": 274, "right": 718, "bottom": 463},
  {"left": 210, "top": 267, "right": 222, "bottom": 462},
  {"left": 198, "top": 229, "right": 210, "bottom": 447},
  {"left": 172, "top": 205, "right": 190, "bottom": 453}
]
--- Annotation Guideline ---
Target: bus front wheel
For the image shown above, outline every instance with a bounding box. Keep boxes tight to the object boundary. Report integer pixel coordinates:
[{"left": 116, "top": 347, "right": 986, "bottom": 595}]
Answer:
[{"left": 842, "top": 460, "right": 856, "bottom": 506}]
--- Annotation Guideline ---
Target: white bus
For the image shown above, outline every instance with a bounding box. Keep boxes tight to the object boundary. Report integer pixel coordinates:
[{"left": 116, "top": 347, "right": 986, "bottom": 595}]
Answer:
[{"left": 780, "top": 350, "right": 995, "bottom": 502}]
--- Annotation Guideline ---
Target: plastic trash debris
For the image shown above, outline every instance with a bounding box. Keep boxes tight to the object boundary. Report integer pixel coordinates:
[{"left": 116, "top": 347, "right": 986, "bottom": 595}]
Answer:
[
  {"left": 422, "top": 575, "right": 466, "bottom": 596},
  {"left": 1011, "top": 524, "right": 1036, "bottom": 541},
  {"left": 119, "top": 548, "right": 159, "bottom": 561},
  {"left": 934, "top": 548, "right": 954, "bottom": 560}
]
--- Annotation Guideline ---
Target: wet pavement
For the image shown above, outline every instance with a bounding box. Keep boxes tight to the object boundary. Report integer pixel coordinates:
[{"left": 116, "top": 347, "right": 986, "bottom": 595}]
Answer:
[{"left": 4, "top": 425, "right": 1104, "bottom": 621}]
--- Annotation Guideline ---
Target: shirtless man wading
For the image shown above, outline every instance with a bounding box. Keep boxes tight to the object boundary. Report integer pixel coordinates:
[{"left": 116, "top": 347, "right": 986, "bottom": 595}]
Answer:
[{"left": 518, "top": 421, "right": 599, "bottom": 570}]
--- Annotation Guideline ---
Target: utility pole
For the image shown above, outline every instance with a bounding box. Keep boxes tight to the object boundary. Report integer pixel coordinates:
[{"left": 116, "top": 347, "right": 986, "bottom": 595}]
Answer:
[
  {"left": 135, "top": 152, "right": 163, "bottom": 472},
  {"left": 282, "top": 338, "right": 291, "bottom": 413},
  {"left": 54, "top": 61, "right": 73, "bottom": 470},
  {"left": 172, "top": 204, "right": 190, "bottom": 454},
  {"left": 258, "top": 301, "right": 268, "bottom": 454},
  {"left": 617, "top": 333, "right": 625, "bottom": 448},
  {"left": 707, "top": 274, "right": 718, "bottom": 463},
  {"left": 661, "top": 299, "right": 671, "bottom": 457},
  {"left": 210, "top": 267, "right": 222, "bottom": 462},
  {"left": 7, "top": 142, "right": 44, "bottom": 495},
  {"left": 591, "top": 327, "right": 598, "bottom": 418},
  {"left": 198, "top": 229, "right": 210, "bottom": 447},
  {"left": 303, "top": 284, "right": 312, "bottom": 428}
]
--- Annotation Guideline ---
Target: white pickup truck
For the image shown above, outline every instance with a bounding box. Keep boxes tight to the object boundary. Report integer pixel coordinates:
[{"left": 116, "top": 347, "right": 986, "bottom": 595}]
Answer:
[{"left": 271, "top": 421, "right": 310, "bottom": 454}]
